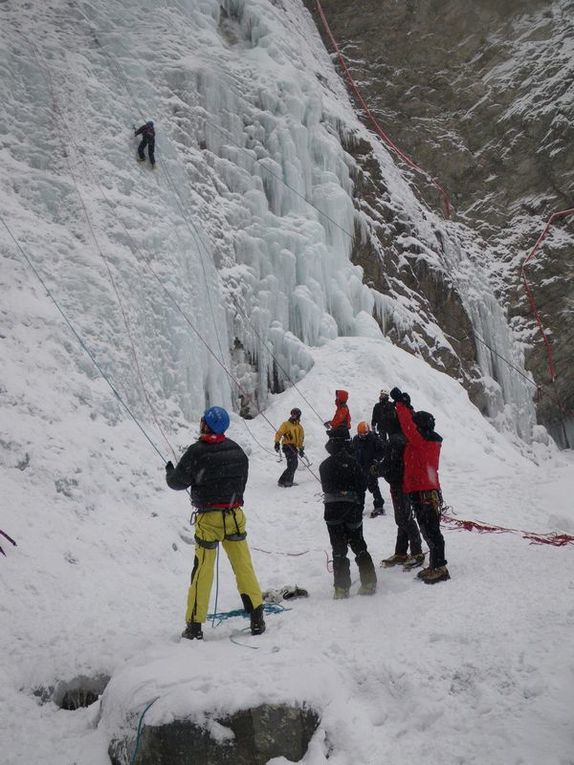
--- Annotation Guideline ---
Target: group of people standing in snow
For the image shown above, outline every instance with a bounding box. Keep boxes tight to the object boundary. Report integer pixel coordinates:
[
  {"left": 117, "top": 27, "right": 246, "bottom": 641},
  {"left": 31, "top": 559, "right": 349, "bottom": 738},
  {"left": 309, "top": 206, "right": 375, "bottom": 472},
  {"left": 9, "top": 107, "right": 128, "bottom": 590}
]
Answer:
[
  {"left": 317, "top": 388, "right": 447, "bottom": 599},
  {"left": 165, "top": 386, "right": 449, "bottom": 641}
]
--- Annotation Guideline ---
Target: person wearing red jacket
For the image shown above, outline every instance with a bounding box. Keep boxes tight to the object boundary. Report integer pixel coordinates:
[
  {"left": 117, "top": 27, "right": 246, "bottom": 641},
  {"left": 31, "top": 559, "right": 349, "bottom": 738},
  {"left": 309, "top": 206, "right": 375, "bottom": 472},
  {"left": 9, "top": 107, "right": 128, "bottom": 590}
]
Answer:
[
  {"left": 324, "top": 389, "right": 351, "bottom": 430},
  {"left": 391, "top": 387, "right": 450, "bottom": 584}
]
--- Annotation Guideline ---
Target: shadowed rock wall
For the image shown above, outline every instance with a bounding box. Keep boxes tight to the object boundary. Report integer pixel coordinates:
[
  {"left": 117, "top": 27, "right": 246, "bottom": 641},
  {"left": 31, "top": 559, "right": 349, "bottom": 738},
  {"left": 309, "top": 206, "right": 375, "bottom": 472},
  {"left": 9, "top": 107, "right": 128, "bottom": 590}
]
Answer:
[{"left": 305, "top": 0, "right": 574, "bottom": 444}]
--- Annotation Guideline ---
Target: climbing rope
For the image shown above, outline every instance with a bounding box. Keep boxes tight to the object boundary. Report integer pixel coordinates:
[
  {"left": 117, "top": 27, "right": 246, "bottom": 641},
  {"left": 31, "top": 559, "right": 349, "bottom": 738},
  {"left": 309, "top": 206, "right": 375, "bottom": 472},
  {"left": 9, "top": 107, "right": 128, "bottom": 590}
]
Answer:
[
  {"left": 208, "top": 602, "right": 289, "bottom": 626},
  {"left": 29, "top": 40, "right": 178, "bottom": 461},
  {"left": 520, "top": 207, "right": 574, "bottom": 383},
  {"left": 0, "top": 529, "right": 17, "bottom": 557},
  {"left": 313, "top": 0, "right": 451, "bottom": 217},
  {"left": 25, "top": 36, "right": 288, "bottom": 468},
  {"left": 442, "top": 512, "right": 574, "bottom": 547},
  {"left": 62, "top": 13, "right": 453, "bottom": 455},
  {"left": 251, "top": 546, "right": 309, "bottom": 557},
  {"left": 130, "top": 697, "right": 160, "bottom": 765},
  {"left": 0, "top": 214, "right": 167, "bottom": 463}
]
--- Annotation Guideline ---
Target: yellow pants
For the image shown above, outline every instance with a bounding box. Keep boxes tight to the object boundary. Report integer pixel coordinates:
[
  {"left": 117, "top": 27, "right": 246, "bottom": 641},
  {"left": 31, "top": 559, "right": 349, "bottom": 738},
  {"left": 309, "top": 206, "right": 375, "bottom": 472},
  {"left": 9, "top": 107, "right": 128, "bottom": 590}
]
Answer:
[{"left": 185, "top": 508, "right": 263, "bottom": 624}]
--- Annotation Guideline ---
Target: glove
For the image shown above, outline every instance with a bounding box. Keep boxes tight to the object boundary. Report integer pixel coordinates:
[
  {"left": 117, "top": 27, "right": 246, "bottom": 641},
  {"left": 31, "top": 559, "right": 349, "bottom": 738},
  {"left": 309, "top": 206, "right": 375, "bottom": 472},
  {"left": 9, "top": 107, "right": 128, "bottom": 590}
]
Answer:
[
  {"left": 274, "top": 442, "right": 280, "bottom": 453},
  {"left": 165, "top": 461, "right": 174, "bottom": 471},
  {"left": 299, "top": 448, "right": 305, "bottom": 457},
  {"left": 390, "top": 387, "right": 402, "bottom": 402},
  {"left": 323, "top": 420, "right": 331, "bottom": 429},
  {"left": 401, "top": 392, "right": 411, "bottom": 407},
  {"left": 370, "top": 463, "right": 380, "bottom": 477}
]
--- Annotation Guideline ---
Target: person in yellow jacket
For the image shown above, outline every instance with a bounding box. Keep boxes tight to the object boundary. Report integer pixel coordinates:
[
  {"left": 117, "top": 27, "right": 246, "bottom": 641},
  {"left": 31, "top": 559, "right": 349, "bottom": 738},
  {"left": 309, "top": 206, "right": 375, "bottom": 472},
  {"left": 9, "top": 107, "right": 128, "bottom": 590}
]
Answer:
[{"left": 274, "top": 408, "right": 305, "bottom": 487}]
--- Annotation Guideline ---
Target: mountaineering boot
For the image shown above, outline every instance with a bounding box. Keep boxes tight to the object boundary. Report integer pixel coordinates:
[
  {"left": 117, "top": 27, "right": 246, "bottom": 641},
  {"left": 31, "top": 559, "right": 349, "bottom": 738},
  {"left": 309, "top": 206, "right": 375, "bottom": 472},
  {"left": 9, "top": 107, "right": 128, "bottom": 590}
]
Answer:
[
  {"left": 370, "top": 507, "right": 385, "bottom": 518},
  {"left": 417, "top": 566, "right": 432, "bottom": 580},
  {"left": 333, "top": 587, "right": 350, "bottom": 600},
  {"left": 137, "top": 156, "right": 146, "bottom": 162},
  {"left": 421, "top": 566, "right": 450, "bottom": 584},
  {"left": 403, "top": 553, "right": 426, "bottom": 570},
  {"left": 358, "top": 582, "right": 377, "bottom": 596},
  {"left": 381, "top": 553, "right": 408, "bottom": 568},
  {"left": 181, "top": 622, "right": 203, "bottom": 640},
  {"left": 250, "top": 605, "right": 266, "bottom": 635}
]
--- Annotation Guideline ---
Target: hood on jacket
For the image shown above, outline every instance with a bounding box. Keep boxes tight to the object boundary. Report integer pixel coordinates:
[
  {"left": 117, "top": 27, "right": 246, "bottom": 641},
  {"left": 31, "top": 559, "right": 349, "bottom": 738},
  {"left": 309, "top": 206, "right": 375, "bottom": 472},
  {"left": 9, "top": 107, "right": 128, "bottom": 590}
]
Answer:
[{"left": 335, "top": 389, "right": 348, "bottom": 404}]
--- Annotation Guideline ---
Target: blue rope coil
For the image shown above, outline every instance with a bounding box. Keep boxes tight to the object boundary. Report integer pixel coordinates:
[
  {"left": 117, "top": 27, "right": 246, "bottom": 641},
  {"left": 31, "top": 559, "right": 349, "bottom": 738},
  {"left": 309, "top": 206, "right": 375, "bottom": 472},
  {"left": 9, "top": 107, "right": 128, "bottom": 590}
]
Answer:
[{"left": 207, "top": 603, "right": 288, "bottom": 626}]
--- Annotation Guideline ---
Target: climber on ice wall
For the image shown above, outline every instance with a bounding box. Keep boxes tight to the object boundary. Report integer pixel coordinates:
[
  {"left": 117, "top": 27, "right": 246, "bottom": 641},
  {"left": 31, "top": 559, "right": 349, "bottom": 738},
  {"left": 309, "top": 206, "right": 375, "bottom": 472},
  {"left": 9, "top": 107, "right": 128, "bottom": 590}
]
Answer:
[{"left": 134, "top": 120, "right": 156, "bottom": 166}]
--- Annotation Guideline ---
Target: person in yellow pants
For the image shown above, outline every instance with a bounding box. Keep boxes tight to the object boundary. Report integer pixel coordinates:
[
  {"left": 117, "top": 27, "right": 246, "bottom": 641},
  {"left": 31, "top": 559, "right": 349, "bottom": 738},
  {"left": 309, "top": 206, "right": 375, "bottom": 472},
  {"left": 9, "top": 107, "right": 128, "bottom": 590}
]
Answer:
[
  {"left": 166, "top": 406, "right": 265, "bottom": 640},
  {"left": 185, "top": 508, "right": 262, "bottom": 625}
]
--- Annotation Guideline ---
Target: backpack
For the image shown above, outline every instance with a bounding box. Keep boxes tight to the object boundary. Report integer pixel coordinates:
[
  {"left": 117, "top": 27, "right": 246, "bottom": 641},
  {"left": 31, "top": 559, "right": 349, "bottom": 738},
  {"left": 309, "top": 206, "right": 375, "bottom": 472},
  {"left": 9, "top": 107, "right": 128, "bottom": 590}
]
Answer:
[{"left": 378, "top": 432, "right": 405, "bottom": 485}]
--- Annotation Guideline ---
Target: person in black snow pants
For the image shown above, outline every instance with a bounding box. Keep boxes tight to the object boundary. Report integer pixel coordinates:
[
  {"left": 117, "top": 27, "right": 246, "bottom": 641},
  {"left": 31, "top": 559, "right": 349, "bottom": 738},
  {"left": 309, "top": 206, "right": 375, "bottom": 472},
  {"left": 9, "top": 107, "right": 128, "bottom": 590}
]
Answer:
[
  {"left": 134, "top": 120, "right": 155, "bottom": 166},
  {"left": 319, "top": 426, "right": 377, "bottom": 599},
  {"left": 352, "top": 421, "right": 385, "bottom": 517},
  {"left": 371, "top": 389, "right": 398, "bottom": 442},
  {"left": 375, "top": 393, "right": 424, "bottom": 571}
]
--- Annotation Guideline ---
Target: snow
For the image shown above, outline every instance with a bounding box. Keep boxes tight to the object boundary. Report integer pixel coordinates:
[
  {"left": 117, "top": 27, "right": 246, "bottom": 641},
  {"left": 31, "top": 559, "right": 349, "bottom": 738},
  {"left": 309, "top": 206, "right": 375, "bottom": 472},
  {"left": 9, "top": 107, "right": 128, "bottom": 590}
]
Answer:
[
  {"left": 2, "top": 337, "right": 574, "bottom": 764},
  {"left": 1, "top": 0, "right": 573, "bottom": 762}
]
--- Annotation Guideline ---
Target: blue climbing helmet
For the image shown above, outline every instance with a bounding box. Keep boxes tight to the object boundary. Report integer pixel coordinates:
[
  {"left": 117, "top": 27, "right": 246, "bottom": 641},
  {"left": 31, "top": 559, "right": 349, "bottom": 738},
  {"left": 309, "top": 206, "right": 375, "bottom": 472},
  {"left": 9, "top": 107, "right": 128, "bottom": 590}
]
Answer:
[
  {"left": 146, "top": 120, "right": 154, "bottom": 128},
  {"left": 202, "top": 406, "right": 230, "bottom": 434}
]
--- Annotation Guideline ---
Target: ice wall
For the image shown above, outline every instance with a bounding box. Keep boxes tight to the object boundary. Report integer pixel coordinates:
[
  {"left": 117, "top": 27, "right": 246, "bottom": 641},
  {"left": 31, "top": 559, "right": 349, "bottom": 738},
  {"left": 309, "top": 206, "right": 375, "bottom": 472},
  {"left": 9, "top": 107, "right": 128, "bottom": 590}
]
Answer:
[{"left": 0, "top": 0, "right": 537, "bottom": 439}]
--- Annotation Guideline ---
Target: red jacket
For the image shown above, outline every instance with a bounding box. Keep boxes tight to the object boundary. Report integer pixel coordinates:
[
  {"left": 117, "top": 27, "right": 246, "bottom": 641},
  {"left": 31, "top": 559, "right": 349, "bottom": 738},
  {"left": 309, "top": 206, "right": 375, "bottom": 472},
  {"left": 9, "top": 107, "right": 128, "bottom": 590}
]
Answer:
[
  {"left": 395, "top": 402, "right": 441, "bottom": 494},
  {"left": 329, "top": 389, "right": 351, "bottom": 429}
]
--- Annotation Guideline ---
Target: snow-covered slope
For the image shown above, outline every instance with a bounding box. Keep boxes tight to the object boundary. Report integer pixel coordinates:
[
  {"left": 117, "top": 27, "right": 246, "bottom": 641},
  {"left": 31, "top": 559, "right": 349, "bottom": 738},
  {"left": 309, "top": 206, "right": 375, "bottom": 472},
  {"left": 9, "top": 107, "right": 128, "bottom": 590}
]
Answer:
[
  {"left": 1, "top": 0, "right": 573, "bottom": 762},
  {"left": 2, "top": 337, "right": 574, "bottom": 764}
]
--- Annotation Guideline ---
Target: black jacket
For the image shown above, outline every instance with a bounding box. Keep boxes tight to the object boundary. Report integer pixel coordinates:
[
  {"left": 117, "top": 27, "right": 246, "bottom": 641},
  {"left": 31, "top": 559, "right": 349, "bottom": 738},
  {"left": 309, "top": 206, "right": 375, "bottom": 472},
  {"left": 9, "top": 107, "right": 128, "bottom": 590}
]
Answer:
[
  {"left": 377, "top": 432, "right": 406, "bottom": 486},
  {"left": 351, "top": 432, "right": 385, "bottom": 472},
  {"left": 166, "top": 436, "right": 248, "bottom": 510},
  {"left": 319, "top": 447, "right": 366, "bottom": 507},
  {"left": 371, "top": 400, "right": 401, "bottom": 440},
  {"left": 135, "top": 123, "right": 155, "bottom": 141}
]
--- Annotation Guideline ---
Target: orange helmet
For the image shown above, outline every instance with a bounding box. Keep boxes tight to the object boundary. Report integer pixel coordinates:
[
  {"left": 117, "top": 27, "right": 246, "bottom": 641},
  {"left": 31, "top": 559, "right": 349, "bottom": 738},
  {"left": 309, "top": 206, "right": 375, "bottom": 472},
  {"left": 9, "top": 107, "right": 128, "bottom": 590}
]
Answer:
[{"left": 357, "top": 421, "right": 369, "bottom": 436}]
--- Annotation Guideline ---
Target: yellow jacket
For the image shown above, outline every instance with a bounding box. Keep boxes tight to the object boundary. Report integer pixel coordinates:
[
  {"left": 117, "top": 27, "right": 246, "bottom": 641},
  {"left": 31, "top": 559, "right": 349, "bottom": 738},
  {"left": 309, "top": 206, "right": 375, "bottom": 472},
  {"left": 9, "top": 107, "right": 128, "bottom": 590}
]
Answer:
[{"left": 275, "top": 420, "right": 304, "bottom": 450}]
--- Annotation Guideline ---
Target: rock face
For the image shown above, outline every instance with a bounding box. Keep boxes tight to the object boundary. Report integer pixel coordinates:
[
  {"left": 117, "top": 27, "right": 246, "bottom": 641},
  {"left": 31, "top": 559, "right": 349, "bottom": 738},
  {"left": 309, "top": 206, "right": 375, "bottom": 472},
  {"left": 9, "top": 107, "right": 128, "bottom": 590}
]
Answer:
[
  {"left": 108, "top": 703, "right": 320, "bottom": 765},
  {"left": 304, "top": 0, "right": 574, "bottom": 445}
]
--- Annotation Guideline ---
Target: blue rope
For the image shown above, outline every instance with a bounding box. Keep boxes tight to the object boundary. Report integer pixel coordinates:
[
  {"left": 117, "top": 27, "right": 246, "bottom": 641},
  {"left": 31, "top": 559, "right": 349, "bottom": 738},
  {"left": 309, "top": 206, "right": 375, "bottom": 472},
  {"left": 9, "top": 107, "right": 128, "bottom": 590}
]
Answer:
[
  {"left": 130, "top": 696, "right": 159, "bottom": 765},
  {"left": 207, "top": 603, "right": 288, "bottom": 627}
]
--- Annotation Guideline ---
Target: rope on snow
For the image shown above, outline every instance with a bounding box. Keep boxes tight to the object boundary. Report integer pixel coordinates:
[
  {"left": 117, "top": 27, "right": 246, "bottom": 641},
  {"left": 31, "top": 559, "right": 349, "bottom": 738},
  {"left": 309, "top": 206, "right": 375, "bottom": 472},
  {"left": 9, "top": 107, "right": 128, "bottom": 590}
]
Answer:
[
  {"left": 442, "top": 513, "right": 574, "bottom": 547},
  {"left": 207, "top": 603, "right": 289, "bottom": 627}
]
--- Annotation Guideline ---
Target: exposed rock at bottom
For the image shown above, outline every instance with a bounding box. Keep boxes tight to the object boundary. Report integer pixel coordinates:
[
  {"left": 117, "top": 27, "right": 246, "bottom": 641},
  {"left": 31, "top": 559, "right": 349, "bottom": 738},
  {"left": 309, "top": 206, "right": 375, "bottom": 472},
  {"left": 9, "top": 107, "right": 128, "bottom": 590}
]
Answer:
[{"left": 109, "top": 703, "right": 320, "bottom": 765}]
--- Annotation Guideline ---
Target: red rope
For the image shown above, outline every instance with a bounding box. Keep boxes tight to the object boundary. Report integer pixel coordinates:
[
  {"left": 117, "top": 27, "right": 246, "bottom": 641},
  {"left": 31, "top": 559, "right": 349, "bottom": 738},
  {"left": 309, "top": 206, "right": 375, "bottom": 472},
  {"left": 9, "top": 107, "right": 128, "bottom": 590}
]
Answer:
[
  {"left": 520, "top": 207, "right": 574, "bottom": 383},
  {"left": 314, "top": 0, "right": 451, "bottom": 217},
  {"left": 442, "top": 513, "right": 574, "bottom": 547}
]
